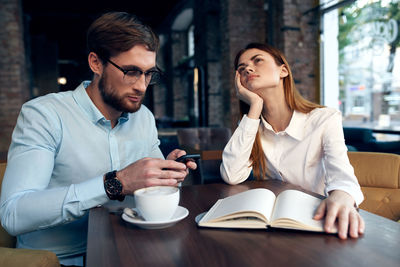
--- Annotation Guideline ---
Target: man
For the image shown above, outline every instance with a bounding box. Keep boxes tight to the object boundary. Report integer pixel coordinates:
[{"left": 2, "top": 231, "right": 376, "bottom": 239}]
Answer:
[{"left": 0, "top": 12, "right": 195, "bottom": 266}]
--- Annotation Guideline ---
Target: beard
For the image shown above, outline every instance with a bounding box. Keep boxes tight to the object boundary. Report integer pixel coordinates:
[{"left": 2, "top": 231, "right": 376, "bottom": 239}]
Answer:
[{"left": 98, "top": 73, "right": 145, "bottom": 113}]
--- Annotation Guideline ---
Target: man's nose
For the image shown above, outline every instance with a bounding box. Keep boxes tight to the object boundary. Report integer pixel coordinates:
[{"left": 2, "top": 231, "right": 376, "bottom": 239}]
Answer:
[{"left": 133, "top": 74, "right": 147, "bottom": 92}]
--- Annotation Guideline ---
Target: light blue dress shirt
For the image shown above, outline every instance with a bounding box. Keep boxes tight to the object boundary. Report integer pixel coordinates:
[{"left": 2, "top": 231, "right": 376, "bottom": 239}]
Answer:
[{"left": 0, "top": 81, "right": 164, "bottom": 261}]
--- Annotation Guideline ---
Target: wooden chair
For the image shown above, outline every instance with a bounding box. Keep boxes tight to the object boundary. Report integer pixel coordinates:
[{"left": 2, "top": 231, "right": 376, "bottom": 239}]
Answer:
[
  {"left": 177, "top": 127, "right": 231, "bottom": 148},
  {"left": 177, "top": 127, "right": 231, "bottom": 184},
  {"left": 0, "top": 162, "right": 60, "bottom": 267},
  {"left": 348, "top": 152, "right": 400, "bottom": 221}
]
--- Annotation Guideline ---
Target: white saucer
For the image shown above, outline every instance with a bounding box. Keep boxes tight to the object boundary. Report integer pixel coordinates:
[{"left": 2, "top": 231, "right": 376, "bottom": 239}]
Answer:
[{"left": 122, "top": 206, "right": 189, "bottom": 229}]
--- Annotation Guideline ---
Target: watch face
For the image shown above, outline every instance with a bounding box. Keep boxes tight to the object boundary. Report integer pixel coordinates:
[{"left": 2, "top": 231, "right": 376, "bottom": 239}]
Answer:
[{"left": 105, "top": 178, "right": 123, "bottom": 197}]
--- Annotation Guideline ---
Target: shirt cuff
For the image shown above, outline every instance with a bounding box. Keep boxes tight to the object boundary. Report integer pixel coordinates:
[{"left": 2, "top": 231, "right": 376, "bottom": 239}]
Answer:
[
  {"left": 325, "top": 184, "right": 364, "bottom": 206},
  {"left": 74, "top": 175, "right": 109, "bottom": 210}
]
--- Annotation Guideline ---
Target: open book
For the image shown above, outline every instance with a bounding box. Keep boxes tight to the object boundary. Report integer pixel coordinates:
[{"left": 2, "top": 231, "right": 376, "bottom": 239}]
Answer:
[{"left": 198, "top": 188, "right": 337, "bottom": 232}]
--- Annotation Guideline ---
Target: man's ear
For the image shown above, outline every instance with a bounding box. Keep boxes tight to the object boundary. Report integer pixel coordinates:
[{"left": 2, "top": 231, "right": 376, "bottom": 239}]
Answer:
[
  {"left": 280, "top": 65, "right": 289, "bottom": 78},
  {"left": 88, "top": 52, "right": 104, "bottom": 76}
]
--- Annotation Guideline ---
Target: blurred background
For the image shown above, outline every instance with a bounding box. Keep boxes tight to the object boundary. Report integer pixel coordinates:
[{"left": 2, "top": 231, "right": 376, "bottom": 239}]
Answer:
[{"left": 0, "top": 0, "right": 399, "bottom": 161}]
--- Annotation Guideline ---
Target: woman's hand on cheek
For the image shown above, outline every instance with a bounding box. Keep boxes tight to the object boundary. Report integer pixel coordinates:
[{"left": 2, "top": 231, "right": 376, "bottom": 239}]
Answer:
[
  {"left": 235, "top": 71, "right": 258, "bottom": 104},
  {"left": 235, "top": 71, "right": 263, "bottom": 119}
]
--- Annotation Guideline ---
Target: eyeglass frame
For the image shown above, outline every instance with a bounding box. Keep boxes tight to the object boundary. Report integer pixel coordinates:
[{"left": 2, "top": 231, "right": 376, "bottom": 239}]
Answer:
[{"left": 105, "top": 58, "right": 163, "bottom": 86}]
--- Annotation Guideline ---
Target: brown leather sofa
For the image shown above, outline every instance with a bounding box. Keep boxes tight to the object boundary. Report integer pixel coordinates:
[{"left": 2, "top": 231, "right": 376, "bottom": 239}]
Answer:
[
  {"left": 0, "top": 162, "right": 60, "bottom": 267},
  {"left": 348, "top": 152, "right": 400, "bottom": 221}
]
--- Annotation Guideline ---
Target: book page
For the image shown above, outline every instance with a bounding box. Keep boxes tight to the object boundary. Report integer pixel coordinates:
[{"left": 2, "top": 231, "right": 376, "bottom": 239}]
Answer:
[
  {"left": 270, "top": 190, "right": 325, "bottom": 232},
  {"left": 199, "top": 188, "right": 276, "bottom": 224}
]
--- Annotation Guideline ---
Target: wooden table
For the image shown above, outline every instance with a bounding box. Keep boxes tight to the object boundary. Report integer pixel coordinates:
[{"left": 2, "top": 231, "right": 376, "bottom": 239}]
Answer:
[{"left": 86, "top": 180, "right": 400, "bottom": 267}]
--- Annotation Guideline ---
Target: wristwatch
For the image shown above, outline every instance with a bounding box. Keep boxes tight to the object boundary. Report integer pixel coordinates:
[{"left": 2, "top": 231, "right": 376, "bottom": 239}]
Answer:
[{"left": 104, "top": 170, "right": 125, "bottom": 201}]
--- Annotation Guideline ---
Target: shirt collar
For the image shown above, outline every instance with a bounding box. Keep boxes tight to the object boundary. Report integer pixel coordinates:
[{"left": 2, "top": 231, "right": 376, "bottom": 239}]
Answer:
[
  {"left": 72, "top": 81, "right": 130, "bottom": 125},
  {"left": 118, "top": 112, "right": 129, "bottom": 124},
  {"left": 285, "top": 110, "right": 307, "bottom": 140},
  {"left": 260, "top": 110, "right": 307, "bottom": 141}
]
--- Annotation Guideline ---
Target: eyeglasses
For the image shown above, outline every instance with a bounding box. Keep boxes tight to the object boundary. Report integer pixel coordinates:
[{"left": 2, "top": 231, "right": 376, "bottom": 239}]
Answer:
[{"left": 106, "top": 59, "right": 162, "bottom": 86}]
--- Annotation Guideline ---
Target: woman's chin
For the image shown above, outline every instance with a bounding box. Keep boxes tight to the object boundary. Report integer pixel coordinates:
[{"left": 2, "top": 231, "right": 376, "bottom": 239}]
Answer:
[
  {"left": 247, "top": 85, "right": 263, "bottom": 93},
  {"left": 246, "top": 81, "right": 264, "bottom": 91}
]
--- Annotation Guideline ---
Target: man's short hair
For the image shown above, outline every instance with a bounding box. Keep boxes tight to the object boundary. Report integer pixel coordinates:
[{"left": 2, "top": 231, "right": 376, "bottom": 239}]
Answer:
[{"left": 87, "top": 12, "right": 159, "bottom": 61}]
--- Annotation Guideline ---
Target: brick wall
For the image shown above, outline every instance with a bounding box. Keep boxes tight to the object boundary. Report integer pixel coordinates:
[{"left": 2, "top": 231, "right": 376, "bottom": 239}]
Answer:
[
  {"left": 0, "top": 0, "right": 29, "bottom": 160},
  {"left": 207, "top": 62, "right": 223, "bottom": 126},
  {"left": 171, "top": 31, "right": 190, "bottom": 121},
  {"left": 220, "top": 0, "right": 266, "bottom": 129},
  {"left": 194, "top": 0, "right": 223, "bottom": 126},
  {"left": 281, "top": 0, "right": 320, "bottom": 103},
  {"left": 153, "top": 39, "right": 168, "bottom": 119}
]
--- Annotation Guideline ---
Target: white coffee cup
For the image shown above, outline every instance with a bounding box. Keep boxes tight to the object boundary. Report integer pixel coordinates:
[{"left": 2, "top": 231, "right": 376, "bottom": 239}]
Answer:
[{"left": 134, "top": 186, "right": 180, "bottom": 221}]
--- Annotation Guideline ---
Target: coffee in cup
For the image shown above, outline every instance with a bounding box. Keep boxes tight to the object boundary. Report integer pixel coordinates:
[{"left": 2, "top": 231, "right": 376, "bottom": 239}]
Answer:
[{"left": 134, "top": 186, "right": 180, "bottom": 221}]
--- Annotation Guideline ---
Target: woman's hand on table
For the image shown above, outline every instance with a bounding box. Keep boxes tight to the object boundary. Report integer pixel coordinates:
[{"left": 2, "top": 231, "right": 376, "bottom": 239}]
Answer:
[{"left": 313, "top": 190, "right": 365, "bottom": 239}]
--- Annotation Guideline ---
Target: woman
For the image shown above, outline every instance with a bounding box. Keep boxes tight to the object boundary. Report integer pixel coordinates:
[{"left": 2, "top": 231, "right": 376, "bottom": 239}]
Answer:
[{"left": 220, "top": 43, "right": 364, "bottom": 239}]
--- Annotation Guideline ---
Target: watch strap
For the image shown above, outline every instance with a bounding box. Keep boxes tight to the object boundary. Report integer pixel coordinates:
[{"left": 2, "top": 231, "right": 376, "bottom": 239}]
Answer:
[
  {"left": 105, "top": 170, "right": 117, "bottom": 181},
  {"left": 104, "top": 170, "right": 125, "bottom": 201}
]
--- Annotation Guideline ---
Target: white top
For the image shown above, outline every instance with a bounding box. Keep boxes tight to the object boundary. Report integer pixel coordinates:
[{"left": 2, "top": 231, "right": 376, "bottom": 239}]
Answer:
[{"left": 220, "top": 107, "right": 364, "bottom": 205}]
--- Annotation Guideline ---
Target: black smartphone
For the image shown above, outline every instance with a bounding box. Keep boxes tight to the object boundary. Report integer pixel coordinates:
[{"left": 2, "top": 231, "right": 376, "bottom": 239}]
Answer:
[{"left": 175, "top": 154, "right": 201, "bottom": 163}]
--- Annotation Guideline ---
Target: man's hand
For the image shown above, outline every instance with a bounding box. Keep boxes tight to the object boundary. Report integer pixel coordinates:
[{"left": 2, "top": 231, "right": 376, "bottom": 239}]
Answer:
[
  {"left": 166, "top": 149, "right": 197, "bottom": 171},
  {"left": 314, "top": 190, "right": 365, "bottom": 239},
  {"left": 116, "top": 149, "right": 197, "bottom": 195},
  {"left": 116, "top": 156, "right": 187, "bottom": 195}
]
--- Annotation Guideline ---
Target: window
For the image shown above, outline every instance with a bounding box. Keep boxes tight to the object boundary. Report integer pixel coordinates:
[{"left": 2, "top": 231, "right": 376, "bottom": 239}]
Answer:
[{"left": 321, "top": 0, "right": 400, "bottom": 130}]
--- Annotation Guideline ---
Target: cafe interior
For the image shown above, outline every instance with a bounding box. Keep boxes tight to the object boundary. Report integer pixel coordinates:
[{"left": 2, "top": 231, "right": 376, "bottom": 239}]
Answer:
[{"left": 0, "top": 0, "right": 399, "bottom": 266}]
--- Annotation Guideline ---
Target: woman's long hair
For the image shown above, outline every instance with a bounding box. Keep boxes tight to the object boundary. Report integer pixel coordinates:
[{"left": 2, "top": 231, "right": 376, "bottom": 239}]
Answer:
[{"left": 234, "top": 43, "right": 323, "bottom": 180}]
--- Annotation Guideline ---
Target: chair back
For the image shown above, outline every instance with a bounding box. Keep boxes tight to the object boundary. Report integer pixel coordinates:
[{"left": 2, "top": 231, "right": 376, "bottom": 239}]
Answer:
[
  {"left": 0, "top": 162, "right": 16, "bottom": 247},
  {"left": 177, "top": 127, "right": 231, "bottom": 184},
  {"left": 348, "top": 151, "right": 400, "bottom": 221},
  {"left": 0, "top": 162, "right": 61, "bottom": 266},
  {"left": 0, "top": 162, "right": 5, "bottom": 187},
  {"left": 177, "top": 127, "right": 232, "bottom": 147}
]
